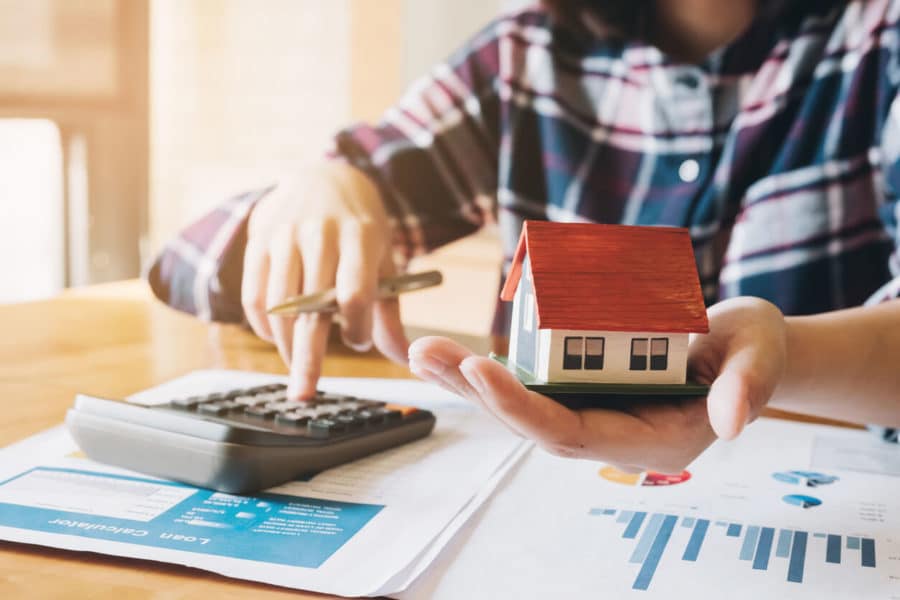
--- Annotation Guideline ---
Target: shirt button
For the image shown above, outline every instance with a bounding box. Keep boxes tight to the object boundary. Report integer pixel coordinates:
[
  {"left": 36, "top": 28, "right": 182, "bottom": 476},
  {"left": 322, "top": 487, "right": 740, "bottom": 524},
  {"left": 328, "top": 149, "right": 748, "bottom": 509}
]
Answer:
[
  {"left": 675, "top": 72, "right": 701, "bottom": 90},
  {"left": 678, "top": 159, "right": 700, "bottom": 183}
]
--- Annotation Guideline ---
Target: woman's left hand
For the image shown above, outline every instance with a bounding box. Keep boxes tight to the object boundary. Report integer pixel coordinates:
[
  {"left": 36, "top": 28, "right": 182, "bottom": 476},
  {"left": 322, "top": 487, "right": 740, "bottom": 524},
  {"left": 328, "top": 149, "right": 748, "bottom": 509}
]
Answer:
[{"left": 407, "top": 296, "right": 787, "bottom": 473}]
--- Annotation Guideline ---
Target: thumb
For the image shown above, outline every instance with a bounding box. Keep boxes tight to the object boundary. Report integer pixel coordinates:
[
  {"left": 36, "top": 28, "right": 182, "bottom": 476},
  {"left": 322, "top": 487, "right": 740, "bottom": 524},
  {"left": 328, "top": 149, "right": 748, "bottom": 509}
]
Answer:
[
  {"left": 705, "top": 346, "right": 775, "bottom": 440},
  {"left": 459, "top": 356, "right": 581, "bottom": 443}
]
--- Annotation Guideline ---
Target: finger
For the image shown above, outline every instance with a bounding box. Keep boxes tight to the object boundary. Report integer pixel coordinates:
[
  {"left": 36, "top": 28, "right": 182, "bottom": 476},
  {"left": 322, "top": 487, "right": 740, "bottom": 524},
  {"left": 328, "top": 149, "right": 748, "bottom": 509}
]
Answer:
[
  {"left": 335, "top": 220, "right": 378, "bottom": 352},
  {"left": 604, "top": 463, "right": 646, "bottom": 475},
  {"left": 241, "top": 240, "right": 273, "bottom": 342},
  {"left": 457, "top": 355, "right": 588, "bottom": 449},
  {"left": 458, "top": 356, "right": 663, "bottom": 463},
  {"left": 372, "top": 252, "right": 409, "bottom": 364},
  {"left": 408, "top": 336, "right": 487, "bottom": 405},
  {"left": 705, "top": 348, "right": 760, "bottom": 440},
  {"left": 288, "top": 219, "right": 339, "bottom": 400},
  {"left": 264, "top": 227, "right": 303, "bottom": 364},
  {"left": 408, "top": 336, "right": 525, "bottom": 437}
]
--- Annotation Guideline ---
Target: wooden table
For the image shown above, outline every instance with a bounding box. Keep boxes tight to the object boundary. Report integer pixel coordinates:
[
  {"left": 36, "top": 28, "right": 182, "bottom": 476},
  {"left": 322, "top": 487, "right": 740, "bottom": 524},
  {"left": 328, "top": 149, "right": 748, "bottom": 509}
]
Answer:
[
  {"left": 0, "top": 281, "right": 859, "bottom": 598},
  {"left": 0, "top": 281, "right": 421, "bottom": 599}
]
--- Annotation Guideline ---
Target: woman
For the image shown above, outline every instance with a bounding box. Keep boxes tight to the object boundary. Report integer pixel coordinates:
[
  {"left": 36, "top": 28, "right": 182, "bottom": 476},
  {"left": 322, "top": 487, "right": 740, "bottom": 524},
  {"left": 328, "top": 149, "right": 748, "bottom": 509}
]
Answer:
[{"left": 150, "top": 0, "right": 900, "bottom": 472}]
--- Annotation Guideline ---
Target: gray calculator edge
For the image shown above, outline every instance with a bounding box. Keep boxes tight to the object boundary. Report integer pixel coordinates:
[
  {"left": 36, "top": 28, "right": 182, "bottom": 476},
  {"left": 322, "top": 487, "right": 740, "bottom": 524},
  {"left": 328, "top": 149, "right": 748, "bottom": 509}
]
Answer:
[{"left": 66, "top": 395, "right": 436, "bottom": 494}]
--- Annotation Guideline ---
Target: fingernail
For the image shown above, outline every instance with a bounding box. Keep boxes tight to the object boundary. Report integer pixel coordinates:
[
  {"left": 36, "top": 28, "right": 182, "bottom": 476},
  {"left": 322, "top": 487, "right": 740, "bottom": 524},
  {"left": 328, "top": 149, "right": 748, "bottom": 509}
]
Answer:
[
  {"left": 408, "top": 353, "right": 450, "bottom": 377},
  {"left": 342, "top": 335, "right": 373, "bottom": 353},
  {"left": 410, "top": 362, "right": 465, "bottom": 397}
]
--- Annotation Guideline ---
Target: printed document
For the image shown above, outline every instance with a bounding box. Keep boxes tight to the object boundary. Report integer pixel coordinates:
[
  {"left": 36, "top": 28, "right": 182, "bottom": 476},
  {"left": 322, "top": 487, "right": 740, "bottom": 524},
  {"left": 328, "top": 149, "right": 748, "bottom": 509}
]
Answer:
[
  {"left": 0, "top": 370, "right": 526, "bottom": 597},
  {"left": 401, "top": 417, "right": 900, "bottom": 599}
]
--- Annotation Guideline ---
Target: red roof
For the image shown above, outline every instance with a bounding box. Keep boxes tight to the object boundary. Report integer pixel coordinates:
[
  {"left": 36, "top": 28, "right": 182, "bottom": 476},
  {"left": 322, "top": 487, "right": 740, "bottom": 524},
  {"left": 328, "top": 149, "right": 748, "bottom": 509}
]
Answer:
[{"left": 500, "top": 221, "right": 709, "bottom": 333}]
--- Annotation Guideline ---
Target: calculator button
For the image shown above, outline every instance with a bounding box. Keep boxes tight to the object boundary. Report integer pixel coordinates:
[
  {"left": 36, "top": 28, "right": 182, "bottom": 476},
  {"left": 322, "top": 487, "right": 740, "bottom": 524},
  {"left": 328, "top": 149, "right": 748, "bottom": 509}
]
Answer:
[
  {"left": 266, "top": 401, "right": 305, "bottom": 413},
  {"left": 198, "top": 403, "right": 232, "bottom": 416},
  {"left": 264, "top": 383, "right": 287, "bottom": 392},
  {"left": 335, "top": 414, "right": 365, "bottom": 430},
  {"left": 234, "top": 395, "right": 267, "bottom": 407},
  {"left": 356, "top": 399, "right": 386, "bottom": 408},
  {"left": 308, "top": 418, "right": 347, "bottom": 438},
  {"left": 316, "top": 392, "right": 356, "bottom": 404},
  {"left": 245, "top": 406, "right": 278, "bottom": 419},
  {"left": 356, "top": 409, "right": 384, "bottom": 425},
  {"left": 171, "top": 396, "right": 204, "bottom": 409},
  {"left": 204, "top": 393, "right": 226, "bottom": 403},
  {"left": 370, "top": 407, "right": 403, "bottom": 422},
  {"left": 276, "top": 412, "right": 311, "bottom": 426}
]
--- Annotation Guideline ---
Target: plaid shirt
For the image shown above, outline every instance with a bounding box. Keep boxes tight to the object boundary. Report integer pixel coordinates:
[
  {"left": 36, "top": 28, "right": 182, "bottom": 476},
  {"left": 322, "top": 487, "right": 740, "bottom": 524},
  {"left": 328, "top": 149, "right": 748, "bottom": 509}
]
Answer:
[{"left": 149, "top": 1, "right": 900, "bottom": 435}]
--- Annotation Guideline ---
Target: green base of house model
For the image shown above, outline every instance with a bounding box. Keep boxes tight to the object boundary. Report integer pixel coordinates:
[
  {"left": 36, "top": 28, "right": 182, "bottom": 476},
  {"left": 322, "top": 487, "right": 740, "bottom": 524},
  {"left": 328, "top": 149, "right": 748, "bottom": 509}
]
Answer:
[{"left": 489, "top": 354, "right": 710, "bottom": 406}]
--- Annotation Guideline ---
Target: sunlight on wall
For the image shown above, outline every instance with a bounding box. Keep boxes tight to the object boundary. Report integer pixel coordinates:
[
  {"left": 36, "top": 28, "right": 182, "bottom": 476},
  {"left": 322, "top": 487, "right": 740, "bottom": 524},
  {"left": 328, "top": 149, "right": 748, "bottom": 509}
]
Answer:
[
  {"left": 149, "top": 0, "right": 352, "bottom": 257},
  {"left": 0, "top": 119, "right": 64, "bottom": 303}
]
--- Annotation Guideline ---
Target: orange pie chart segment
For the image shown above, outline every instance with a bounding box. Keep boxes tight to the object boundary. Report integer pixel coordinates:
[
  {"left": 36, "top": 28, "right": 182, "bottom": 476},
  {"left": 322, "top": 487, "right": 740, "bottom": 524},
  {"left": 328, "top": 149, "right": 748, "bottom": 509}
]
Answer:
[{"left": 599, "top": 466, "right": 691, "bottom": 487}]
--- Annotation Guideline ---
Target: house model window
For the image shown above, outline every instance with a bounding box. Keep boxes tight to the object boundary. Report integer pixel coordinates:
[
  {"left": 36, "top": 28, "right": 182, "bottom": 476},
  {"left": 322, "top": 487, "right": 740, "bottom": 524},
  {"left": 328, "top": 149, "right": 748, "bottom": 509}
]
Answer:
[
  {"left": 500, "top": 221, "right": 709, "bottom": 385},
  {"left": 563, "top": 336, "right": 606, "bottom": 371},
  {"left": 630, "top": 337, "right": 669, "bottom": 371}
]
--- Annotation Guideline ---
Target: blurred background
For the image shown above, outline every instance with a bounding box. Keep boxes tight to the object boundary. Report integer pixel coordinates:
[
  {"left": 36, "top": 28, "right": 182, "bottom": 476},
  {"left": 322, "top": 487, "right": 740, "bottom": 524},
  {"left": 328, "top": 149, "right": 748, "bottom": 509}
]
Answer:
[{"left": 0, "top": 0, "right": 525, "bottom": 336}]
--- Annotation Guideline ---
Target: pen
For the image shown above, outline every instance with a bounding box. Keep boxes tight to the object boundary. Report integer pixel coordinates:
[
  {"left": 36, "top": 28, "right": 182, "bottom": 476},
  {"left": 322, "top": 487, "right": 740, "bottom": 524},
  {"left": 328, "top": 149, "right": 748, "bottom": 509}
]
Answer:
[{"left": 266, "top": 270, "right": 443, "bottom": 316}]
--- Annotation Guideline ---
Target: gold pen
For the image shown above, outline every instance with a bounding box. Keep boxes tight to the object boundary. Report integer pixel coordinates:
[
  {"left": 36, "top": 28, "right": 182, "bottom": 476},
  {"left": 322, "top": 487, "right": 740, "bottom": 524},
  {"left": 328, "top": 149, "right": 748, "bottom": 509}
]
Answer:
[{"left": 266, "top": 270, "right": 443, "bottom": 316}]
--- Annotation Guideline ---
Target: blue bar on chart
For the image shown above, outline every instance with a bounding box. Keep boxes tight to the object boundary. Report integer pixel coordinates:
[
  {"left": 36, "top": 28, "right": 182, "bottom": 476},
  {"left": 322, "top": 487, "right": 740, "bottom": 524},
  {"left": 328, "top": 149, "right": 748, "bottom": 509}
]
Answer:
[
  {"left": 623, "top": 511, "right": 647, "bottom": 539},
  {"left": 776, "top": 529, "right": 793, "bottom": 558},
  {"left": 588, "top": 508, "right": 879, "bottom": 591},
  {"left": 633, "top": 515, "right": 678, "bottom": 591},
  {"left": 631, "top": 514, "right": 666, "bottom": 564},
  {"left": 861, "top": 538, "right": 876, "bottom": 568},
  {"left": 616, "top": 510, "right": 634, "bottom": 524},
  {"left": 682, "top": 519, "right": 709, "bottom": 562},
  {"left": 788, "top": 531, "right": 808, "bottom": 583},
  {"left": 826, "top": 535, "right": 841, "bottom": 564},
  {"left": 740, "top": 526, "right": 761, "bottom": 561},
  {"left": 752, "top": 528, "right": 775, "bottom": 571}
]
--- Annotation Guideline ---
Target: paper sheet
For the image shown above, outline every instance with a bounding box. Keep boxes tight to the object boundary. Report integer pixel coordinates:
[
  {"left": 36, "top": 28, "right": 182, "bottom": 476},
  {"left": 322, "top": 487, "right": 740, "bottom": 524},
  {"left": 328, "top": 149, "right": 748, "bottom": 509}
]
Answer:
[
  {"left": 400, "top": 418, "right": 900, "bottom": 599},
  {"left": 0, "top": 370, "right": 527, "bottom": 597}
]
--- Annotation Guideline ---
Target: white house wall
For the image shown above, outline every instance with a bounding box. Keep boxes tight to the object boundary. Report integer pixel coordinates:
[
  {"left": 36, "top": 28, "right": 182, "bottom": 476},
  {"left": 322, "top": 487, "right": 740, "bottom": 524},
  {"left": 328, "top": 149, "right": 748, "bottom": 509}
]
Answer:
[{"left": 540, "top": 330, "right": 690, "bottom": 384}]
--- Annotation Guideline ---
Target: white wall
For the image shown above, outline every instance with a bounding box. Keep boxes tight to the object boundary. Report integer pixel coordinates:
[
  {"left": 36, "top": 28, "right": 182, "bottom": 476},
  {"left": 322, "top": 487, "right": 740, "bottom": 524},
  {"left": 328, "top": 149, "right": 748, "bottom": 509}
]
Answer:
[
  {"left": 0, "top": 119, "right": 64, "bottom": 302},
  {"left": 149, "top": 0, "right": 352, "bottom": 255}
]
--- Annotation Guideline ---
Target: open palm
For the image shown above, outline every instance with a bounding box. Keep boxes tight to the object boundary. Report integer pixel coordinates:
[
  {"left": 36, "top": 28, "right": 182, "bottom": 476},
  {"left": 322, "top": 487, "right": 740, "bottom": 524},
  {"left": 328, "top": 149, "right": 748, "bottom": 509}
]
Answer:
[{"left": 408, "top": 297, "right": 787, "bottom": 473}]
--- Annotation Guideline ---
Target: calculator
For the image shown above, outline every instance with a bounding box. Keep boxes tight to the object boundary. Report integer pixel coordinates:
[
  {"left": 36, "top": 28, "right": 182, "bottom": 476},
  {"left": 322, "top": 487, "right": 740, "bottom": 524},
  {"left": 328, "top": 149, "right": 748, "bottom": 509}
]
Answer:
[{"left": 66, "top": 383, "right": 436, "bottom": 494}]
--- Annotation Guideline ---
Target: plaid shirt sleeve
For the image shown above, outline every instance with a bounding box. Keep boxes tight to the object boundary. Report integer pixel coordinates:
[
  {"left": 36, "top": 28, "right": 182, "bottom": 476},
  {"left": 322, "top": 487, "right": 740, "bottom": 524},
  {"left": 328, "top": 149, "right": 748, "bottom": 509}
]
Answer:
[
  {"left": 147, "top": 21, "right": 503, "bottom": 322},
  {"left": 333, "top": 21, "right": 502, "bottom": 263},
  {"left": 146, "top": 186, "right": 274, "bottom": 323}
]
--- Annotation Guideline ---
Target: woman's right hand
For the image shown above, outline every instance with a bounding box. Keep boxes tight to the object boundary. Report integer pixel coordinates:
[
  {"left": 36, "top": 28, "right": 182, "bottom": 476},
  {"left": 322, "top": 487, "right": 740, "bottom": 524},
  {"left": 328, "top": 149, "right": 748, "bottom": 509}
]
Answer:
[{"left": 241, "top": 161, "right": 408, "bottom": 400}]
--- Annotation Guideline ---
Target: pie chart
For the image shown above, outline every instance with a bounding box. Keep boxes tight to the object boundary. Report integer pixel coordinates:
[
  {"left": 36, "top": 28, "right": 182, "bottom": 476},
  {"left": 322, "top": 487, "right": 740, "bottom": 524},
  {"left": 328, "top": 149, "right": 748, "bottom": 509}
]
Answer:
[
  {"left": 782, "top": 494, "right": 823, "bottom": 509},
  {"left": 599, "top": 466, "right": 691, "bottom": 487},
  {"left": 772, "top": 470, "right": 839, "bottom": 487}
]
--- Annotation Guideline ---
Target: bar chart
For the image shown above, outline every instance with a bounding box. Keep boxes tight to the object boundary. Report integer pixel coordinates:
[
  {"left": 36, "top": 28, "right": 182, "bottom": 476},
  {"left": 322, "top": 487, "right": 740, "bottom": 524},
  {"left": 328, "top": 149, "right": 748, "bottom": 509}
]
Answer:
[{"left": 589, "top": 507, "right": 877, "bottom": 591}]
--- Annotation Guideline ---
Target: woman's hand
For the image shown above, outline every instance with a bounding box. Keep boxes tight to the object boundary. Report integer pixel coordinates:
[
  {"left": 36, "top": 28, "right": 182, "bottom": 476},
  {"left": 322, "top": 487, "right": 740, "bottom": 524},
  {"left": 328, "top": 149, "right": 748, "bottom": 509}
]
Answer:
[
  {"left": 241, "top": 161, "right": 408, "bottom": 399},
  {"left": 407, "top": 296, "right": 787, "bottom": 473}
]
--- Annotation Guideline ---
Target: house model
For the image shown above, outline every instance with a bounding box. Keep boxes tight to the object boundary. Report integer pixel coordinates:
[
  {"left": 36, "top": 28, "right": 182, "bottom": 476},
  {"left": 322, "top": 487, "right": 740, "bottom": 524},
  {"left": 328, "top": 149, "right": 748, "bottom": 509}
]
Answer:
[{"left": 500, "top": 221, "right": 709, "bottom": 385}]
